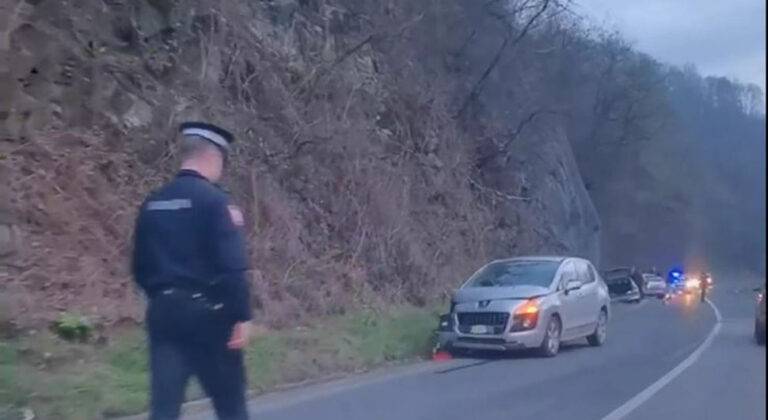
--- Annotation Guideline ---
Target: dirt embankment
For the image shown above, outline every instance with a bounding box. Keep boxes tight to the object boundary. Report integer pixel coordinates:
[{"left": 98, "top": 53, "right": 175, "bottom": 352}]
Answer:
[{"left": 0, "top": 0, "right": 598, "bottom": 329}]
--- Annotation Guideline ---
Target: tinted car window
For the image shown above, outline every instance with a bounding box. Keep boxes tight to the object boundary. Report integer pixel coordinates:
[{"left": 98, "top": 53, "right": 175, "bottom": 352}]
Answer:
[
  {"left": 644, "top": 274, "right": 663, "bottom": 283},
  {"left": 465, "top": 260, "right": 560, "bottom": 288},
  {"left": 558, "top": 261, "right": 578, "bottom": 289},
  {"left": 590, "top": 265, "right": 601, "bottom": 284},
  {"left": 576, "top": 261, "right": 595, "bottom": 284}
]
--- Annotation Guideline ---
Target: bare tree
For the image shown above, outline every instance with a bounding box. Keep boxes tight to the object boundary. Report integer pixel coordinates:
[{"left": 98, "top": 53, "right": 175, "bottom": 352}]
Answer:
[{"left": 455, "top": 0, "right": 571, "bottom": 118}]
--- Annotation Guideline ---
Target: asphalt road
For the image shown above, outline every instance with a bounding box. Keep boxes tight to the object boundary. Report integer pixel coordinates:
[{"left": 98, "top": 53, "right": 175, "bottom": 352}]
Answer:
[
  {"left": 625, "top": 281, "right": 766, "bottom": 420},
  {"left": 180, "top": 276, "right": 764, "bottom": 420}
]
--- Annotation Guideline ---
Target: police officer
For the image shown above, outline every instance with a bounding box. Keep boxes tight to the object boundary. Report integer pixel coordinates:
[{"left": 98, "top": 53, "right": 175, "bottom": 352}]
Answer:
[
  {"left": 700, "top": 272, "right": 709, "bottom": 303},
  {"left": 132, "top": 122, "right": 252, "bottom": 420}
]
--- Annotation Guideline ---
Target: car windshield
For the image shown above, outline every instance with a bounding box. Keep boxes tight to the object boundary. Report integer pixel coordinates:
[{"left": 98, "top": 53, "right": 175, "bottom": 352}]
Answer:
[{"left": 464, "top": 260, "right": 559, "bottom": 288}]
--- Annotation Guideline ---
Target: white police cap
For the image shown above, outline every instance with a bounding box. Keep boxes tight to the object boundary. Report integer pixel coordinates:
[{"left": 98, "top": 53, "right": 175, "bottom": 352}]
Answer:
[{"left": 179, "top": 121, "right": 235, "bottom": 152}]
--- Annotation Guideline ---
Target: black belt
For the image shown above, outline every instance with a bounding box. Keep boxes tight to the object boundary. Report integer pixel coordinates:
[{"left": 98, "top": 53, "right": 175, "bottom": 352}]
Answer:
[{"left": 156, "top": 288, "right": 224, "bottom": 311}]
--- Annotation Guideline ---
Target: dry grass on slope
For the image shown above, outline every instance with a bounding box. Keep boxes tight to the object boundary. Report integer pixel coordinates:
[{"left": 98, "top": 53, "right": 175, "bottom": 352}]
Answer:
[{"left": 2, "top": 0, "right": 503, "bottom": 329}]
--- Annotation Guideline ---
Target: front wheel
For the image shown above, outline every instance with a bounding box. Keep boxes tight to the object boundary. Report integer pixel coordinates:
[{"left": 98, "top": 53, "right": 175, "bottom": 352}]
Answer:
[
  {"left": 587, "top": 309, "right": 608, "bottom": 346},
  {"left": 537, "top": 316, "right": 561, "bottom": 357}
]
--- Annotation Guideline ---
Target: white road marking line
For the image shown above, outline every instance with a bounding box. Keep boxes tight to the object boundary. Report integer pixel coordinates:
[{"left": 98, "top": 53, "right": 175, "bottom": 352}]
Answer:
[{"left": 599, "top": 298, "right": 722, "bottom": 420}]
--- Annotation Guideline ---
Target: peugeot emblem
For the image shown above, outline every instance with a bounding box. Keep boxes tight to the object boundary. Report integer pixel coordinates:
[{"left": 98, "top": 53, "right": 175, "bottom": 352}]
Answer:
[{"left": 478, "top": 300, "right": 491, "bottom": 308}]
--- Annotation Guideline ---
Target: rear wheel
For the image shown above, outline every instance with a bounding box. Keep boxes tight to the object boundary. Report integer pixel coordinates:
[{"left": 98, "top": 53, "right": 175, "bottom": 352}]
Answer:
[
  {"left": 537, "top": 315, "right": 561, "bottom": 357},
  {"left": 587, "top": 309, "right": 608, "bottom": 346}
]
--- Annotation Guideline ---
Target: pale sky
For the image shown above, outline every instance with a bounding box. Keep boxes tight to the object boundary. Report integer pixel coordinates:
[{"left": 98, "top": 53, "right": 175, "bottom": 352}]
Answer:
[{"left": 576, "top": 0, "right": 766, "bottom": 94}]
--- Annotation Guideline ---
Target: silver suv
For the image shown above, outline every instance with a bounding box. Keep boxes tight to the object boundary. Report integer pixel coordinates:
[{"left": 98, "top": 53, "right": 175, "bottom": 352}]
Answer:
[{"left": 438, "top": 257, "right": 611, "bottom": 357}]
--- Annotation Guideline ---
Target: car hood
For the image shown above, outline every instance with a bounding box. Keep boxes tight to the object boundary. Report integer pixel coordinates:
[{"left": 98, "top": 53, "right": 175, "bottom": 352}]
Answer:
[{"left": 452, "top": 285, "right": 552, "bottom": 303}]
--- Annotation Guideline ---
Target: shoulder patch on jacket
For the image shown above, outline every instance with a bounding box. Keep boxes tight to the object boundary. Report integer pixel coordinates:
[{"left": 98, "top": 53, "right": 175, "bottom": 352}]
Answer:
[{"left": 227, "top": 205, "right": 244, "bottom": 227}]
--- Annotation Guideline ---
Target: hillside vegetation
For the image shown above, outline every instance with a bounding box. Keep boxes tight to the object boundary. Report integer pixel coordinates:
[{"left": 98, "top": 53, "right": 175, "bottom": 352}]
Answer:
[{"left": 1, "top": 0, "right": 764, "bottom": 331}]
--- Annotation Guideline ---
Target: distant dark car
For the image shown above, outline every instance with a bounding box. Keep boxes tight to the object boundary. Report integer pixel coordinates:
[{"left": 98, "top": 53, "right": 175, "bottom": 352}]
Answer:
[
  {"left": 755, "top": 286, "right": 765, "bottom": 346},
  {"left": 603, "top": 267, "right": 644, "bottom": 301},
  {"left": 602, "top": 270, "right": 642, "bottom": 303}
]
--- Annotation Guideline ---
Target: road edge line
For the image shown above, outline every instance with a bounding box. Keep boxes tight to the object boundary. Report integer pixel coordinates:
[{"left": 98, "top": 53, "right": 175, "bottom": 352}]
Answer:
[{"left": 599, "top": 298, "right": 722, "bottom": 420}]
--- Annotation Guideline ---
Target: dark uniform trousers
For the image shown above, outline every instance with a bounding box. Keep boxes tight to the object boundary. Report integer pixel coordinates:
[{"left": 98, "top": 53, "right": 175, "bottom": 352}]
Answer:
[{"left": 147, "top": 291, "right": 248, "bottom": 420}]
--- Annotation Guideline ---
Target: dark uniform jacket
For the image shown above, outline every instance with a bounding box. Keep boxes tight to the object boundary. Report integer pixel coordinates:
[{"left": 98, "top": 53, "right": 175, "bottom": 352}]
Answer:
[{"left": 131, "top": 169, "right": 252, "bottom": 322}]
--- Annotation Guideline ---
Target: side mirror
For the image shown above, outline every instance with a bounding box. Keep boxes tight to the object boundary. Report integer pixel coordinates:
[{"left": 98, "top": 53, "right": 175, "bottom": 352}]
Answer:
[{"left": 565, "top": 280, "right": 582, "bottom": 294}]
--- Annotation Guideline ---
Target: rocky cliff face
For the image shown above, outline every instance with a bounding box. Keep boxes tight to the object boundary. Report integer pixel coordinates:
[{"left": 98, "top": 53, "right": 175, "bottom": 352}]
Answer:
[{"left": 0, "top": 0, "right": 599, "bottom": 327}]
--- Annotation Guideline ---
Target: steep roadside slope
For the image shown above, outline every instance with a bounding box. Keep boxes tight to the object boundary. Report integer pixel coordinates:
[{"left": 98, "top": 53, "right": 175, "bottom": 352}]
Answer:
[{"left": 1, "top": 0, "right": 599, "bottom": 328}]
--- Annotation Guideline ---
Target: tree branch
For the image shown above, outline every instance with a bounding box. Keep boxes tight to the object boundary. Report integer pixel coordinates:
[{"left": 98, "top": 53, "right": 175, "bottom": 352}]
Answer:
[
  {"left": 468, "top": 177, "right": 531, "bottom": 201},
  {"left": 500, "top": 108, "right": 561, "bottom": 152},
  {"left": 454, "top": 0, "right": 553, "bottom": 118}
]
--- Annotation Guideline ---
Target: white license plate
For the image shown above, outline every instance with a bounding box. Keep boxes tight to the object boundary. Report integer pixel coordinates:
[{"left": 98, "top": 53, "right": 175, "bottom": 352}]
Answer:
[{"left": 470, "top": 325, "right": 490, "bottom": 334}]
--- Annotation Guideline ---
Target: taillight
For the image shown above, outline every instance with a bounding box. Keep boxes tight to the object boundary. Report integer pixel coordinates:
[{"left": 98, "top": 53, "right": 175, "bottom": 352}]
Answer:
[{"left": 510, "top": 300, "right": 539, "bottom": 332}]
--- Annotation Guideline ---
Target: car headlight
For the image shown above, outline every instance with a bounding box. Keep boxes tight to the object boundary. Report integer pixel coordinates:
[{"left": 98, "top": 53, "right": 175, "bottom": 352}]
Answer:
[
  {"left": 685, "top": 279, "right": 700, "bottom": 289},
  {"left": 509, "top": 300, "right": 539, "bottom": 332}
]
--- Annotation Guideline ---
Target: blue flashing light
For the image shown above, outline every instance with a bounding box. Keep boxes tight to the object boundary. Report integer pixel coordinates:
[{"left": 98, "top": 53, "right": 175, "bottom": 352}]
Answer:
[{"left": 668, "top": 267, "right": 683, "bottom": 283}]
